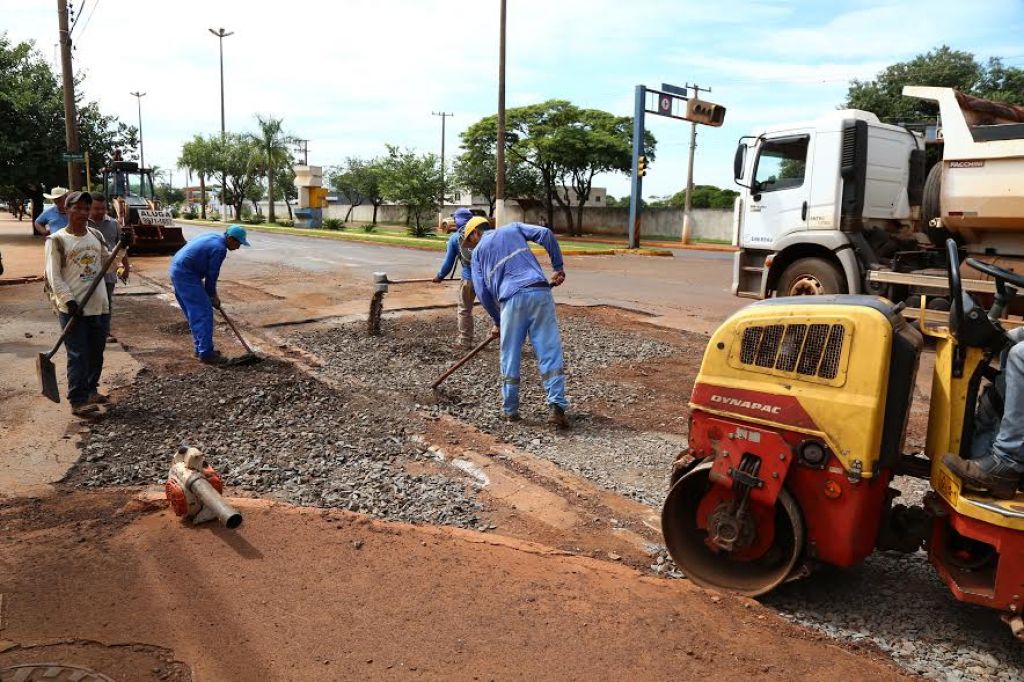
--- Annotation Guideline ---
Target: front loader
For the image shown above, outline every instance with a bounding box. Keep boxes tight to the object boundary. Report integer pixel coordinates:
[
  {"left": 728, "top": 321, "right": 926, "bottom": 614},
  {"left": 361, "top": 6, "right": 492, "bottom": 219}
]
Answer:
[
  {"left": 662, "top": 238, "right": 1024, "bottom": 637},
  {"left": 101, "top": 161, "right": 184, "bottom": 254}
]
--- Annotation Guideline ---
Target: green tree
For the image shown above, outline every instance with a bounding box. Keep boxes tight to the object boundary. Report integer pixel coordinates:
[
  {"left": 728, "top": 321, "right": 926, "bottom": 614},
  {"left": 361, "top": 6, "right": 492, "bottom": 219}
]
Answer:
[
  {"left": 250, "top": 115, "right": 295, "bottom": 224},
  {"left": 329, "top": 157, "right": 378, "bottom": 222},
  {"left": 379, "top": 145, "right": 443, "bottom": 236},
  {"left": 0, "top": 34, "right": 135, "bottom": 223},
  {"left": 272, "top": 165, "right": 297, "bottom": 221},
  {"left": 208, "top": 133, "right": 262, "bottom": 221},
  {"left": 662, "top": 185, "right": 739, "bottom": 210},
  {"left": 461, "top": 101, "right": 654, "bottom": 235},
  {"left": 845, "top": 45, "right": 1024, "bottom": 122},
  {"left": 452, "top": 148, "right": 540, "bottom": 215},
  {"left": 178, "top": 135, "right": 218, "bottom": 219}
]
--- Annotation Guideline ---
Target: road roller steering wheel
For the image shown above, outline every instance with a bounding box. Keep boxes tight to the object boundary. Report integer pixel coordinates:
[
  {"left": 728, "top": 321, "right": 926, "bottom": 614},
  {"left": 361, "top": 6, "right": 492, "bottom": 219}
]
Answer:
[
  {"left": 946, "top": 239, "right": 1009, "bottom": 350},
  {"left": 946, "top": 238, "right": 966, "bottom": 331},
  {"left": 965, "top": 256, "right": 1024, "bottom": 321}
]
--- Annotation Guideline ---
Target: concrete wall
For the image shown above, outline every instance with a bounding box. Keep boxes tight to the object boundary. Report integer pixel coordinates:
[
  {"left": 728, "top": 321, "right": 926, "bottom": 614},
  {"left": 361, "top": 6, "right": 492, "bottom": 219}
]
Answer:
[{"left": 258, "top": 198, "right": 733, "bottom": 242}]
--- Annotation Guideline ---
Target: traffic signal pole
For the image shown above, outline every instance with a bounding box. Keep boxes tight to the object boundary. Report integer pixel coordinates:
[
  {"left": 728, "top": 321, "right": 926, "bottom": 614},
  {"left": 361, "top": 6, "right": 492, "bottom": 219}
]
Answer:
[
  {"left": 681, "top": 83, "right": 711, "bottom": 244},
  {"left": 627, "top": 84, "right": 646, "bottom": 249}
]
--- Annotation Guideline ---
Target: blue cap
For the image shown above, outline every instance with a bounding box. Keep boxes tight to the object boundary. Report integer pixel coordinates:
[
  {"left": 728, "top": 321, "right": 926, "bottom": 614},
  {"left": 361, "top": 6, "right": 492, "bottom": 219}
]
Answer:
[
  {"left": 452, "top": 208, "right": 474, "bottom": 229},
  {"left": 225, "top": 225, "right": 250, "bottom": 246}
]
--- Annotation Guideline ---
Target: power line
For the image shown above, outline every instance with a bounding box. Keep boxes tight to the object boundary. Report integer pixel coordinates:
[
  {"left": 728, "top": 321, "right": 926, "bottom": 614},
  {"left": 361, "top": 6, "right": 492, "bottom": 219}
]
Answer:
[{"left": 75, "top": 0, "right": 100, "bottom": 40}]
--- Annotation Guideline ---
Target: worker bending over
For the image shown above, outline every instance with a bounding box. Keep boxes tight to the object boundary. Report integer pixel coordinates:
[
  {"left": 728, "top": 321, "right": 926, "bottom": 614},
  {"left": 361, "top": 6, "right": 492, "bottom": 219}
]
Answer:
[
  {"left": 468, "top": 218, "right": 569, "bottom": 427},
  {"left": 169, "top": 225, "right": 249, "bottom": 365}
]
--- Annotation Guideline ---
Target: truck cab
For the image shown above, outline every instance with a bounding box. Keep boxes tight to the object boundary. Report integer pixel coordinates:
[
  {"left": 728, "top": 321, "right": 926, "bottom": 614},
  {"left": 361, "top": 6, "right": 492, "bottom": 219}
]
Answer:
[{"left": 732, "top": 111, "right": 923, "bottom": 299}]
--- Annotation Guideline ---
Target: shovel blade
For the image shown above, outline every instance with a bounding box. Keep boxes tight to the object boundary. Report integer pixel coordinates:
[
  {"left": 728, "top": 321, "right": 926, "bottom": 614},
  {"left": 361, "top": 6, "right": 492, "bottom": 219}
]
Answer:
[{"left": 37, "top": 352, "right": 60, "bottom": 403}]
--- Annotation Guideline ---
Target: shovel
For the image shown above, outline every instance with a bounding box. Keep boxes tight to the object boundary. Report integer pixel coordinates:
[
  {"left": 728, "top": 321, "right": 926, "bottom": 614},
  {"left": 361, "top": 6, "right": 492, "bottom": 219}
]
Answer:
[
  {"left": 217, "top": 306, "right": 261, "bottom": 366},
  {"left": 38, "top": 237, "right": 128, "bottom": 403},
  {"left": 430, "top": 335, "right": 496, "bottom": 390}
]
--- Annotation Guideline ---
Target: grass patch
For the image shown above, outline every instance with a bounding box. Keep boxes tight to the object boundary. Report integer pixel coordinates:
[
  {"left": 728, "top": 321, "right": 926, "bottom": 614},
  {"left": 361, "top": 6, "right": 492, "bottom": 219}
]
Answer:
[{"left": 176, "top": 219, "right": 670, "bottom": 256}]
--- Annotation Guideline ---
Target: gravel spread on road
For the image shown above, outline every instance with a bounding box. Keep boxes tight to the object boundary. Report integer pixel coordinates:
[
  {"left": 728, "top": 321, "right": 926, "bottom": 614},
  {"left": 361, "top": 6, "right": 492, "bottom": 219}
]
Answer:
[{"left": 69, "top": 360, "right": 484, "bottom": 529}]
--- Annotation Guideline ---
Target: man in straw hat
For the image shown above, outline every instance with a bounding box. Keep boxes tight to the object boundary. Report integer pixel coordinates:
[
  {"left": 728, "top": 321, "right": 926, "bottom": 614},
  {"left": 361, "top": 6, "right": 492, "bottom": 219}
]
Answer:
[{"left": 34, "top": 186, "right": 71, "bottom": 236}]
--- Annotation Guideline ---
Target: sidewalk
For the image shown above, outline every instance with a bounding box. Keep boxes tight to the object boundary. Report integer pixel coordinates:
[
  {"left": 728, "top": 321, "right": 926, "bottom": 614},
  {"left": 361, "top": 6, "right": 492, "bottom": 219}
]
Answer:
[
  {"left": 568, "top": 234, "right": 738, "bottom": 252},
  {"left": 0, "top": 213, "right": 46, "bottom": 281}
]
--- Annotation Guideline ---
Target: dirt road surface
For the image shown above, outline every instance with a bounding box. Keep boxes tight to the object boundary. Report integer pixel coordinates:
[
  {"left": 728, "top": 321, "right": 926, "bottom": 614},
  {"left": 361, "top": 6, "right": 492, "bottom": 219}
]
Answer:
[{"left": 0, "top": 215, "right": 935, "bottom": 680}]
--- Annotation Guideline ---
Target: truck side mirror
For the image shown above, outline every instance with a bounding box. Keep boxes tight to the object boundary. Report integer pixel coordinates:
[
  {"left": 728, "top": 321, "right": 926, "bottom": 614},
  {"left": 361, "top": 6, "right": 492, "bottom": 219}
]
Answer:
[{"left": 733, "top": 144, "right": 746, "bottom": 181}]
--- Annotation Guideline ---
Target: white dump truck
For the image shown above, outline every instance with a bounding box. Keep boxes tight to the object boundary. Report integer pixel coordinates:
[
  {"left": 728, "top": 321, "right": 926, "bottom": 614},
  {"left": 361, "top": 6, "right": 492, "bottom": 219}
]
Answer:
[{"left": 731, "top": 86, "right": 1024, "bottom": 315}]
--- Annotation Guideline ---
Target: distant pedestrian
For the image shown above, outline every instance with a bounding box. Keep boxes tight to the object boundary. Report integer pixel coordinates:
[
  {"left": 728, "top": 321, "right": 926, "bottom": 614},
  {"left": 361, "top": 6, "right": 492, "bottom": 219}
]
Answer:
[
  {"left": 34, "top": 187, "right": 70, "bottom": 236},
  {"left": 468, "top": 221, "right": 569, "bottom": 427},
  {"left": 433, "top": 208, "right": 481, "bottom": 349},
  {"left": 87, "top": 194, "right": 130, "bottom": 337},
  {"left": 43, "top": 191, "right": 117, "bottom": 417},
  {"left": 169, "top": 225, "right": 250, "bottom": 365}
]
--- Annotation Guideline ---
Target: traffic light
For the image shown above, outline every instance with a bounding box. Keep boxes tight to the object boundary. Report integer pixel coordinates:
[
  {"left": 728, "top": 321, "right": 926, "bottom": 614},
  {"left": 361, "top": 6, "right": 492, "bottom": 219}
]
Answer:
[
  {"left": 637, "top": 155, "right": 648, "bottom": 177},
  {"left": 685, "top": 98, "right": 727, "bottom": 127}
]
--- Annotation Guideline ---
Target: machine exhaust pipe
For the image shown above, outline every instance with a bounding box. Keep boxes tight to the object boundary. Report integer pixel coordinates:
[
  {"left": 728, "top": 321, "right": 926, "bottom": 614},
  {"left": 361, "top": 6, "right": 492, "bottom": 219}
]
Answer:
[{"left": 191, "top": 476, "right": 243, "bottom": 528}]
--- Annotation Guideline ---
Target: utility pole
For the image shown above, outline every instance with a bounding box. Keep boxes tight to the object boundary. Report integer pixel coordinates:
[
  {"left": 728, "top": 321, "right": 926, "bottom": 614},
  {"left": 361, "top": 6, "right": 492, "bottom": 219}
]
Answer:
[
  {"left": 432, "top": 111, "right": 453, "bottom": 213},
  {"left": 208, "top": 28, "right": 233, "bottom": 135},
  {"left": 295, "top": 139, "right": 309, "bottom": 165},
  {"left": 495, "top": 0, "right": 507, "bottom": 226},
  {"left": 57, "top": 0, "right": 82, "bottom": 189},
  {"left": 130, "top": 91, "right": 146, "bottom": 169},
  {"left": 682, "top": 82, "right": 711, "bottom": 245}
]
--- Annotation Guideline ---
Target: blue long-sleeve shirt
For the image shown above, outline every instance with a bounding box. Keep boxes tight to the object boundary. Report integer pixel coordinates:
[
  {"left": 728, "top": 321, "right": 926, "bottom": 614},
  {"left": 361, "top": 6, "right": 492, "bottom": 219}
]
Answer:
[
  {"left": 470, "top": 223, "right": 564, "bottom": 324},
  {"left": 169, "top": 231, "right": 228, "bottom": 297},
  {"left": 437, "top": 230, "right": 471, "bottom": 280}
]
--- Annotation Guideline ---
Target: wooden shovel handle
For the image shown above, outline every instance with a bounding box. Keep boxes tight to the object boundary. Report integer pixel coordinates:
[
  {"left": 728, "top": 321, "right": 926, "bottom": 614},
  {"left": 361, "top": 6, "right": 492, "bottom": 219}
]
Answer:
[{"left": 430, "top": 335, "right": 496, "bottom": 390}]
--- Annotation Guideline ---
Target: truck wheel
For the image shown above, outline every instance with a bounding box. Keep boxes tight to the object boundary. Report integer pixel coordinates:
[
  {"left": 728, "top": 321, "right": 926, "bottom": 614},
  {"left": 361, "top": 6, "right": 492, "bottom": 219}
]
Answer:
[
  {"left": 776, "top": 257, "right": 846, "bottom": 297},
  {"left": 922, "top": 163, "right": 954, "bottom": 247}
]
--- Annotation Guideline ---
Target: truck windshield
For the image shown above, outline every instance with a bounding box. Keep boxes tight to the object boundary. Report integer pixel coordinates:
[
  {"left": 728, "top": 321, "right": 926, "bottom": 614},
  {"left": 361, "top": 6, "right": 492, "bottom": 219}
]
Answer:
[{"left": 754, "top": 136, "right": 809, "bottom": 192}]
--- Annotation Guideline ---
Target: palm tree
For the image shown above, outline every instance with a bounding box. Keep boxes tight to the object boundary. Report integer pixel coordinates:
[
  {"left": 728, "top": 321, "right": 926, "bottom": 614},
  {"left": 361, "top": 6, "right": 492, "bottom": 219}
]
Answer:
[
  {"left": 179, "top": 135, "right": 216, "bottom": 220},
  {"left": 251, "top": 115, "right": 295, "bottom": 224}
]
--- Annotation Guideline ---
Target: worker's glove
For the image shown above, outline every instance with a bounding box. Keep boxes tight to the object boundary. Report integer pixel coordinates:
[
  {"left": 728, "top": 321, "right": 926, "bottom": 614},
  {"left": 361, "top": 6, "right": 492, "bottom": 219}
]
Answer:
[
  {"left": 432, "top": 276, "right": 443, "bottom": 283},
  {"left": 118, "top": 230, "right": 132, "bottom": 249},
  {"left": 550, "top": 270, "right": 566, "bottom": 287},
  {"left": 116, "top": 265, "right": 129, "bottom": 284},
  {"left": 65, "top": 300, "right": 80, "bottom": 317},
  {"left": 209, "top": 294, "right": 221, "bottom": 310},
  {"left": 489, "top": 324, "right": 500, "bottom": 339}
]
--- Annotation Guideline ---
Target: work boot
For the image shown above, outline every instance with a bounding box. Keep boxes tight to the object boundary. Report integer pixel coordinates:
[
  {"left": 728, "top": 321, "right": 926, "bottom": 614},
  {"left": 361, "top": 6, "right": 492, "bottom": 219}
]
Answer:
[
  {"left": 87, "top": 392, "right": 110, "bottom": 405},
  {"left": 548, "top": 404, "right": 569, "bottom": 429},
  {"left": 200, "top": 351, "right": 228, "bottom": 366},
  {"left": 70, "top": 403, "right": 100, "bottom": 419},
  {"left": 944, "top": 453, "right": 1023, "bottom": 500},
  {"left": 502, "top": 412, "right": 521, "bottom": 423}
]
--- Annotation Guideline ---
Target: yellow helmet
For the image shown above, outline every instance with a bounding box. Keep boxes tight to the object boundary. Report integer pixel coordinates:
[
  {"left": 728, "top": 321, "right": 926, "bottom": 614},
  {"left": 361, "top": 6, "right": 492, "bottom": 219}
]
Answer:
[{"left": 462, "top": 216, "right": 490, "bottom": 242}]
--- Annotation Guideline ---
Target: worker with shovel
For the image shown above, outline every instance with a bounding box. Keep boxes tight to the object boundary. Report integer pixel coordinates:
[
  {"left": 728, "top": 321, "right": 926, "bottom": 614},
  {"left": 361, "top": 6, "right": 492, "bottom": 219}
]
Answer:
[
  {"left": 432, "top": 207, "right": 478, "bottom": 349},
  {"left": 42, "top": 191, "right": 119, "bottom": 417},
  {"left": 169, "top": 225, "right": 249, "bottom": 365},
  {"left": 468, "top": 219, "right": 569, "bottom": 428}
]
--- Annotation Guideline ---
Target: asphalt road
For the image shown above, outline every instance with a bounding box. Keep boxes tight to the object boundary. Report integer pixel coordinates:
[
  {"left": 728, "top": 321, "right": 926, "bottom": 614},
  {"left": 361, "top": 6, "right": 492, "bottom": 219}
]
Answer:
[{"left": 178, "top": 225, "right": 744, "bottom": 333}]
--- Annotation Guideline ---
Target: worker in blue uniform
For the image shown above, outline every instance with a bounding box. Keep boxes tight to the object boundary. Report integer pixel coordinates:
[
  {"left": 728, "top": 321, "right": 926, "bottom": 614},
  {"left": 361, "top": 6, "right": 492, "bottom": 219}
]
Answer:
[
  {"left": 169, "top": 225, "right": 249, "bottom": 365},
  {"left": 468, "top": 218, "right": 569, "bottom": 428},
  {"left": 433, "top": 207, "right": 478, "bottom": 349}
]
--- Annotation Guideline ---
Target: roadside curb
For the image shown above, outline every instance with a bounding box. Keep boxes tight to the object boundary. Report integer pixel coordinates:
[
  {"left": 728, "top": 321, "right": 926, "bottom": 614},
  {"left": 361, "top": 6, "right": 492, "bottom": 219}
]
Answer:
[
  {"left": 176, "top": 220, "right": 673, "bottom": 258},
  {"left": 0, "top": 275, "right": 43, "bottom": 286}
]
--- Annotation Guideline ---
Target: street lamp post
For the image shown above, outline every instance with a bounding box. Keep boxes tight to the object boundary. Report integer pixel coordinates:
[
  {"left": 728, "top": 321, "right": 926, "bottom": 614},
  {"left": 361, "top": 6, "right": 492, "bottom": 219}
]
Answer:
[
  {"left": 432, "top": 111, "right": 453, "bottom": 217},
  {"left": 130, "top": 91, "right": 146, "bottom": 169},
  {"left": 495, "top": 0, "right": 507, "bottom": 226},
  {"left": 208, "top": 27, "right": 233, "bottom": 135}
]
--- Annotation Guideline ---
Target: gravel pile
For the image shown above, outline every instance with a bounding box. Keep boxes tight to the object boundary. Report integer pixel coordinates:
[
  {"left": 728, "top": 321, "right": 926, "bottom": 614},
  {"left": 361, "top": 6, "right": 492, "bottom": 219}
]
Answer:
[
  {"left": 70, "top": 360, "right": 484, "bottom": 528},
  {"left": 291, "top": 313, "right": 686, "bottom": 503}
]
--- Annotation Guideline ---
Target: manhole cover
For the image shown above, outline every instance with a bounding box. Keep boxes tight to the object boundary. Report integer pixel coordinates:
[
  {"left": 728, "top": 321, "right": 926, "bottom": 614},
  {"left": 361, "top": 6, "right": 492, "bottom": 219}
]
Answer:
[{"left": 0, "top": 663, "right": 115, "bottom": 681}]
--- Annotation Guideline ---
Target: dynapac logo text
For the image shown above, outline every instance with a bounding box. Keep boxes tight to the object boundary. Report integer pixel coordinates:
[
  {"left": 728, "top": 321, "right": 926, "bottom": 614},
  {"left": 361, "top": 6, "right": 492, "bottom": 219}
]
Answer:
[{"left": 710, "top": 394, "right": 783, "bottom": 414}]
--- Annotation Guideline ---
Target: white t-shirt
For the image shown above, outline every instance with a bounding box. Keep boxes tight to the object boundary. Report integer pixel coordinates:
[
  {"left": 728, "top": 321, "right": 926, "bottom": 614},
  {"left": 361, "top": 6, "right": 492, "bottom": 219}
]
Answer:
[{"left": 44, "top": 228, "right": 111, "bottom": 316}]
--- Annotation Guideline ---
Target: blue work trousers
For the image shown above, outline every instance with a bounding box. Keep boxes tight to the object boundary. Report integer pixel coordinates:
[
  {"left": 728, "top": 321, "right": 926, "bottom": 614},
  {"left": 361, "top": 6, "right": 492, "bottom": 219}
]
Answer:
[
  {"left": 170, "top": 269, "right": 216, "bottom": 358},
  {"left": 58, "top": 312, "right": 110, "bottom": 406},
  {"left": 976, "top": 327, "right": 1024, "bottom": 469},
  {"left": 499, "top": 286, "right": 568, "bottom": 415}
]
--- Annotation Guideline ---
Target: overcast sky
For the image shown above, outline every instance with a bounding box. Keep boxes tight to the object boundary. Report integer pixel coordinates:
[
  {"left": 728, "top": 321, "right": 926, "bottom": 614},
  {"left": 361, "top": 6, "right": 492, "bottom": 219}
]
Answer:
[{"left": 4, "top": 0, "right": 1023, "bottom": 200}]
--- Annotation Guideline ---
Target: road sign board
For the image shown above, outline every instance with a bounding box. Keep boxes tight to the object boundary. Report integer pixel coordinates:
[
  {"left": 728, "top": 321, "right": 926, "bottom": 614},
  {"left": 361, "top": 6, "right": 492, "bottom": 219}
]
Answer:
[
  {"left": 62, "top": 152, "right": 85, "bottom": 162},
  {"left": 661, "top": 83, "right": 689, "bottom": 97},
  {"left": 644, "top": 89, "right": 687, "bottom": 120}
]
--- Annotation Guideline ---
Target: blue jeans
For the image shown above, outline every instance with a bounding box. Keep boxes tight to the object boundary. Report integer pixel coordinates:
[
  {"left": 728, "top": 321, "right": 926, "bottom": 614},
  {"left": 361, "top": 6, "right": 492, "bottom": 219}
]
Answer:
[
  {"left": 982, "top": 327, "right": 1024, "bottom": 469},
  {"left": 170, "top": 269, "right": 215, "bottom": 358},
  {"left": 58, "top": 312, "right": 110, "bottom": 406},
  {"left": 499, "top": 286, "right": 568, "bottom": 415}
]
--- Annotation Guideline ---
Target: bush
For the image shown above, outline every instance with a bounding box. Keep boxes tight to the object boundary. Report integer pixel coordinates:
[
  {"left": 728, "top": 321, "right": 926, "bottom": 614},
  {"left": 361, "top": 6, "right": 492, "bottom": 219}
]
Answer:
[
  {"left": 244, "top": 215, "right": 263, "bottom": 225},
  {"left": 276, "top": 219, "right": 295, "bottom": 227},
  {"left": 208, "top": 211, "right": 221, "bottom": 221},
  {"left": 323, "top": 218, "right": 345, "bottom": 230},
  {"left": 362, "top": 223, "right": 377, "bottom": 233},
  {"left": 181, "top": 209, "right": 197, "bottom": 220},
  {"left": 168, "top": 205, "right": 180, "bottom": 218},
  {"left": 406, "top": 223, "right": 436, "bottom": 238}
]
